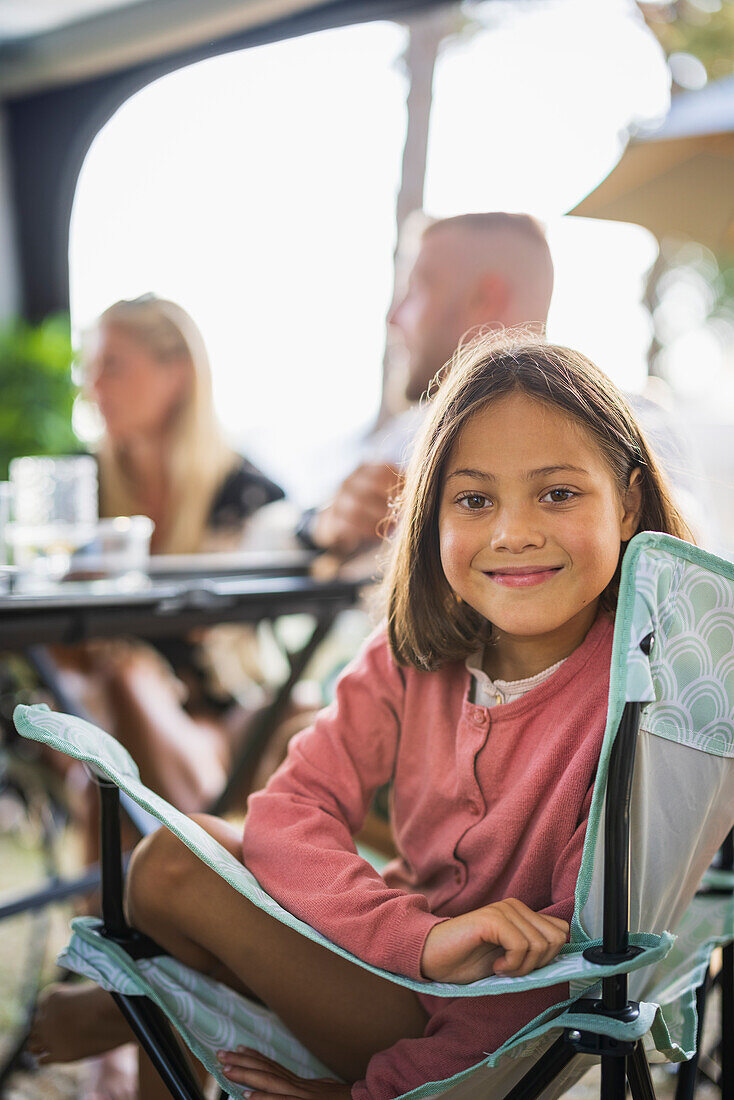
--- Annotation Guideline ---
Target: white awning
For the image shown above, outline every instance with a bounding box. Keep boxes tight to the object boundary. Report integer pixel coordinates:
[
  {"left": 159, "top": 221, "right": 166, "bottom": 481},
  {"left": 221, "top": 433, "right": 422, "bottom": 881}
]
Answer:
[{"left": 571, "top": 78, "right": 734, "bottom": 251}]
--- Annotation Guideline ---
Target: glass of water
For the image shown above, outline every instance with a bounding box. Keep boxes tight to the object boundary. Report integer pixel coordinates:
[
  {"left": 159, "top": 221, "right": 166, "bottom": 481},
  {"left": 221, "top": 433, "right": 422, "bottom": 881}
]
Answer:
[
  {"left": 7, "top": 456, "right": 99, "bottom": 585},
  {"left": 10, "top": 455, "right": 98, "bottom": 526}
]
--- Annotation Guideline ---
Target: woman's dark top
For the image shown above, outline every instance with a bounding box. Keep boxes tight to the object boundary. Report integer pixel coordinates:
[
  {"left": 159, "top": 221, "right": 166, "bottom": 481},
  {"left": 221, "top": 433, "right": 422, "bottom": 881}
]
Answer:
[
  {"left": 208, "top": 456, "right": 284, "bottom": 529},
  {"left": 93, "top": 452, "right": 284, "bottom": 531}
]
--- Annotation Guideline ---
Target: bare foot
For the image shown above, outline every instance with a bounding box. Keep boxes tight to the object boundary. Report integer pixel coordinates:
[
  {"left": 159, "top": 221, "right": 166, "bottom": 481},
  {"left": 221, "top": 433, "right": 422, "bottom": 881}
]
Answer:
[
  {"left": 27, "top": 982, "right": 132, "bottom": 1063},
  {"left": 84, "top": 1044, "right": 139, "bottom": 1100}
]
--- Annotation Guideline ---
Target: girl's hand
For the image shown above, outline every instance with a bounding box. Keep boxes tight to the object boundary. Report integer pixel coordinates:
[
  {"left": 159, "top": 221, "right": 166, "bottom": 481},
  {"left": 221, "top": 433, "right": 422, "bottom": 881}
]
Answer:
[
  {"left": 216, "top": 1047, "right": 351, "bottom": 1099},
  {"left": 421, "top": 898, "right": 569, "bottom": 984}
]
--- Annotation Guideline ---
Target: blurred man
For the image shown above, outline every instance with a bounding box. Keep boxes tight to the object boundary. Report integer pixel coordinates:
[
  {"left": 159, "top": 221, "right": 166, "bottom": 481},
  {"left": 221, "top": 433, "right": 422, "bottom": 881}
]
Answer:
[{"left": 301, "top": 212, "right": 554, "bottom": 557}]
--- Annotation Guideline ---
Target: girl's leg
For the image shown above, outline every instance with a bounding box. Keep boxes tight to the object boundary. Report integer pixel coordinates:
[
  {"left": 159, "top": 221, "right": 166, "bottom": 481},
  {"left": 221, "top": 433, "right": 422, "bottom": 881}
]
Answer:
[
  {"left": 126, "top": 814, "right": 428, "bottom": 1085},
  {"left": 28, "top": 984, "right": 134, "bottom": 1062}
]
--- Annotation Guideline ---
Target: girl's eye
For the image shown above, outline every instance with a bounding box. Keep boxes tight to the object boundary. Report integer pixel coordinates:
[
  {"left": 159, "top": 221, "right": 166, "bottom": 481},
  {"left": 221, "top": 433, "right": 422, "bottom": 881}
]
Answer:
[
  {"left": 457, "top": 492, "right": 490, "bottom": 510},
  {"left": 541, "top": 488, "right": 576, "bottom": 504}
]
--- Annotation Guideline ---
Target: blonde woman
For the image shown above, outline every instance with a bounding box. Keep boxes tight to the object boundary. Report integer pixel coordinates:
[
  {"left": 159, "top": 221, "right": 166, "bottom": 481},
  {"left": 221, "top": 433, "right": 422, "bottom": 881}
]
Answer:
[
  {"left": 61, "top": 294, "right": 284, "bottom": 811},
  {"left": 91, "top": 294, "right": 282, "bottom": 554},
  {"left": 31, "top": 297, "right": 285, "bottom": 1099}
]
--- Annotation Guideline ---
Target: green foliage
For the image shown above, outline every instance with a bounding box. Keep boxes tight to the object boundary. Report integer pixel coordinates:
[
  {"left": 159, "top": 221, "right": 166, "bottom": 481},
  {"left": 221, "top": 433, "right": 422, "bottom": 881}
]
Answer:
[
  {"left": 642, "top": 0, "right": 734, "bottom": 82},
  {"left": 649, "top": 245, "right": 734, "bottom": 380},
  {"left": 711, "top": 252, "right": 734, "bottom": 320},
  {"left": 0, "top": 314, "right": 80, "bottom": 481}
]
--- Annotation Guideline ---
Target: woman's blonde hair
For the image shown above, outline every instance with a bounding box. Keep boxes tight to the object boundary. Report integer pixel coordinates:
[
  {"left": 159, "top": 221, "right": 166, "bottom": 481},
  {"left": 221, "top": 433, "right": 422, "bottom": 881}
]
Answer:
[
  {"left": 88, "top": 296, "right": 236, "bottom": 553},
  {"left": 384, "top": 329, "right": 693, "bottom": 671}
]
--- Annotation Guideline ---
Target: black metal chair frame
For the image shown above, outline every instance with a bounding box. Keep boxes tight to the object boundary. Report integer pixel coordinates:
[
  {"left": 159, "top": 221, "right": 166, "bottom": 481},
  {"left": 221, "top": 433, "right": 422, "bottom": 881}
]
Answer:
[{"left": 81, "top": 638, "right": 734, "bottom": 1100}]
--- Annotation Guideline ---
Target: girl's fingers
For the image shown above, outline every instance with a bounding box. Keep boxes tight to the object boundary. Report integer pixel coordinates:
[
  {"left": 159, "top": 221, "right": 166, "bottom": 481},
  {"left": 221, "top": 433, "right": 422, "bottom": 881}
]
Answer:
[
  {"left": 216, "top": 1049, "right": 342, "bottom": 1099},
  {"left": 506, "top": 901, "right": 570, "bottom": 936},
  {"left": 502, "top": 899, "right": 569, "bottom": 933},
  {"left": 220, "top": 1065, "right": 299, "bottom": 1095},
  {"left": 501, "top": 899, "right": 569, "bottom": 934},
  {"left": 504, "top": 905, "right": 568, "bottom": 969},
  {"left": 220, "top": 1049, "right": 288, "bottom": 1072},
  {"left": 516, "top": 907, "right": 569, "bottom": 967},
  {"left": 425, "top": 900, "right": 569, "bottom": 982},
  {"left": 487, "top": 907, "right": 560, "bottom": 976},
  {"left": 483, "top": 914, "right": 533, "bottom": 975}
]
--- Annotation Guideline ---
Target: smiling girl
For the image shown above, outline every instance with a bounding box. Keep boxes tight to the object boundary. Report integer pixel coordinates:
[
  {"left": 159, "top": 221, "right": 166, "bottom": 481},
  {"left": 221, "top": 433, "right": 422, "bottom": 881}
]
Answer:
[{"left": 77, "top": 331, "right": 691, "bottom": 1100}]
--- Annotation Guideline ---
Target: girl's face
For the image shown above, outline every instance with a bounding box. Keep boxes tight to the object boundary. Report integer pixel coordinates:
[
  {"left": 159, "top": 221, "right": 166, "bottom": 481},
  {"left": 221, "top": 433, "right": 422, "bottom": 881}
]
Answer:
[
  {"left": 86, "top": 324, "right": 190, "bottom": 443},
  {"left": 438, "top": 392, "right": 641, "bottom": 672}
]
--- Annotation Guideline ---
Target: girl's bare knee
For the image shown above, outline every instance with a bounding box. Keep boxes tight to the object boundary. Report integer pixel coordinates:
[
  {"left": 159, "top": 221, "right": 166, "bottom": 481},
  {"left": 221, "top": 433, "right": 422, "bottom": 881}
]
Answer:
[{"left": 124, "top": 827, "right": 192, "bottom": 930}]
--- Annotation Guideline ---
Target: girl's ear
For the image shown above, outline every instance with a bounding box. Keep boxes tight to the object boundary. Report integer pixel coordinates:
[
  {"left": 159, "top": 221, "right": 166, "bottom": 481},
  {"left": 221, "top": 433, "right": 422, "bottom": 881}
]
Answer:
[{"left": 620, "top": 467, "right": 643, "bottom": 540}]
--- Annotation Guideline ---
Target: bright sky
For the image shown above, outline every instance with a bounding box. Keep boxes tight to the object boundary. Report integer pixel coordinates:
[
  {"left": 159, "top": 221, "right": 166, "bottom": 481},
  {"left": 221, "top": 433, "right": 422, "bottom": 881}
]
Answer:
[{"left": 70, "top": 0, "right": 670, "bottom": 504}]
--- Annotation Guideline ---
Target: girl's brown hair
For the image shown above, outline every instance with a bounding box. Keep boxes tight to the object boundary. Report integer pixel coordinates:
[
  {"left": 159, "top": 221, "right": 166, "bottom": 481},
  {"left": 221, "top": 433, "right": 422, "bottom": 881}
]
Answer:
[{"left": 384, "top": 329, "right": 692, "bottom": 671}]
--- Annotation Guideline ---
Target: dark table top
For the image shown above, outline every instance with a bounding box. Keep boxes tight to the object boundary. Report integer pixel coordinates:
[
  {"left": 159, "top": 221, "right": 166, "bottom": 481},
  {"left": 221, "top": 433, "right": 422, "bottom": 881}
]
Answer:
[{"left": 0, "top": 553, "right": 366, "bottom": 647}]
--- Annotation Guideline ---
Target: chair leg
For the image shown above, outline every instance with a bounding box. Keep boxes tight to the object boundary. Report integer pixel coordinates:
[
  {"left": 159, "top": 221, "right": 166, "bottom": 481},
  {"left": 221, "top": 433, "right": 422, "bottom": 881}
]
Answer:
[
  {"left": 600, "top": 1053, "right": 627, "bottom": 1100},
  {"left": 111, "top": 993, "right": 206, "bottom": 1100},
  {"left": 674, "top": 973, "right": 708, "bottom": 1100},
  {"left": 626, "top": 1041, "right": 657, "bottom": 1100}
]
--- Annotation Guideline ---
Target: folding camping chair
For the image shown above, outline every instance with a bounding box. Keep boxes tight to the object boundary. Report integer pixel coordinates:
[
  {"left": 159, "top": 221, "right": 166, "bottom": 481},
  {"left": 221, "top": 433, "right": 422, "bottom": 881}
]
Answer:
[{"left": 13, "top": 531, "right": 734, "bottom": 1100}]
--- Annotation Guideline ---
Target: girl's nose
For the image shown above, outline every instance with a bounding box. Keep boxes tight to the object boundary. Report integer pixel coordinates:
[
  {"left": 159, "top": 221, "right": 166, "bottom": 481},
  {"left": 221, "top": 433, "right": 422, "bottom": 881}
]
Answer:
[{"left": 490, "top": 511, "right": 545, "bottom": 553}]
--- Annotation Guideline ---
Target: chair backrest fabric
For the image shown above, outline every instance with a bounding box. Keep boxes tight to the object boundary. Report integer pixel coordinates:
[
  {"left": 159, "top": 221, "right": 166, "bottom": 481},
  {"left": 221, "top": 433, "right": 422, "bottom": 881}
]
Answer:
[{"left": 574, "top": 534, "right": 734, "bottom": 1001}]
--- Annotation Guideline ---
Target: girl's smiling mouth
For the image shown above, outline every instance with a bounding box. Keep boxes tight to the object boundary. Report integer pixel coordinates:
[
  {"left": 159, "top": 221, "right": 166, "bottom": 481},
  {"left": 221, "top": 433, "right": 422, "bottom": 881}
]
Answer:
[{"left": 484, "top": 566, "right": 563, "bottom": 587}]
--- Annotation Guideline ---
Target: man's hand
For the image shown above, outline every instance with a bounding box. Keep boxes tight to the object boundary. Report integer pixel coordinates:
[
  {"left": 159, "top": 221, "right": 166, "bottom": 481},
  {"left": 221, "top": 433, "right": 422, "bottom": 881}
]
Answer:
[
  {"left": 421, "top": 899, "right": 569, "bottom": 984},
  {"left": 311, "top": 463, "right": 403, "bottom": 557},
  {"left": 216, "top": 1046, "right": 351, "bottom": 1099}
]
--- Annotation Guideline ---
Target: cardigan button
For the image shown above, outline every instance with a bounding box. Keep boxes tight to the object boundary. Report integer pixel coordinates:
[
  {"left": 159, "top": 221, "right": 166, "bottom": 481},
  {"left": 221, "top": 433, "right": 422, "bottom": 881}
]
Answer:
[{"left": 472, "top": 708, "right": 487, "bottom": 726}]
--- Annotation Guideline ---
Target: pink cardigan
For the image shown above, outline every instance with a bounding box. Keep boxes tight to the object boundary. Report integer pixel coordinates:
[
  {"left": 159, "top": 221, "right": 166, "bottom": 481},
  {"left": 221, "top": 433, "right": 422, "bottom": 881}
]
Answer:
[{"left": 243, "top": 614, "right": 614, "bottom": 1099}]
